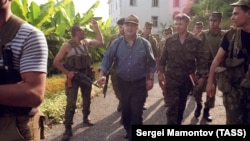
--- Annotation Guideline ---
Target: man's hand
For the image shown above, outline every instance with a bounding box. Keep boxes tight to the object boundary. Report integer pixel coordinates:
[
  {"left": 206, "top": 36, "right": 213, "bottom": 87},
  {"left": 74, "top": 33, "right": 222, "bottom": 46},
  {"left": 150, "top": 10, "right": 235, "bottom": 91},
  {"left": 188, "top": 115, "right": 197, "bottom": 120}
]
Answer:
[
  {"left": 196, "top": 77, "right": 205, "bottom": 87},
  {"left": 66, "top": 71, "right": 75, "bottom": 88},
  {"left": 158, "top": 72, "right": 166, "bottom": 89},
  {"left": 146, "top": 79, "right": 154, "bottom": 90},
  {"left": 91, "top": 19, "right": 99, "bottom": 29},
  {"left": 97, "top": 76, "right": 106, "bottom": 88},
  {"left": 206, "top": 82, "right": 216, "bottom": 98}
]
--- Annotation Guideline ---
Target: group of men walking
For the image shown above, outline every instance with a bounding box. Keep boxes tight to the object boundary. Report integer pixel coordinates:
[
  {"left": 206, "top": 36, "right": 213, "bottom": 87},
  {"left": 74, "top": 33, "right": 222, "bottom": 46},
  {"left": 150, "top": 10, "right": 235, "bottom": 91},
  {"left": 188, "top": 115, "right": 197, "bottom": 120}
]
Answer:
[
  {"left": 1, "top": 0, "right": 249, "bottom": 141},
  {"left": 55, "top": 0, "right": 250, "bottom": 141},
  {"left": 52, "top": 1, "right": 250, "bottom": 141}
]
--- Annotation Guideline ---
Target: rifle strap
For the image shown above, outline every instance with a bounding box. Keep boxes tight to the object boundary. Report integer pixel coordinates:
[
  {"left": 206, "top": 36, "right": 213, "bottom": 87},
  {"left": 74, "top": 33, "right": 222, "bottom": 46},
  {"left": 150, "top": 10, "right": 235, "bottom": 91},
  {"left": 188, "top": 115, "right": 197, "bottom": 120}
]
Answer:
[{"left": 0, "top": 15, "right": 25, "bottom": 58}]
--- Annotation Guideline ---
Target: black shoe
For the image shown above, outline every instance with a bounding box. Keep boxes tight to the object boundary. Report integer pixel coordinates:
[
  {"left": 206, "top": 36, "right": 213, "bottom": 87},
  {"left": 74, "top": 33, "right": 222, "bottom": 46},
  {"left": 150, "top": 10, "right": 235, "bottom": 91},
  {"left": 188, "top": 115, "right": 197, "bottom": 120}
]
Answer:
[
  {"left": 194, "top": 104, "right": 202, "bottom": 118},
  {"left": 83, "top": 119, "right": 94, "bottom": 126},
  {"left": 62, "top": 128, "right": 72, "bottom": 141},
  {"left": 203, "top": 114, "right": 212, "bottom": 122},
  {"left": 203, "top": 108, "right": 212, "bottom": 122}
]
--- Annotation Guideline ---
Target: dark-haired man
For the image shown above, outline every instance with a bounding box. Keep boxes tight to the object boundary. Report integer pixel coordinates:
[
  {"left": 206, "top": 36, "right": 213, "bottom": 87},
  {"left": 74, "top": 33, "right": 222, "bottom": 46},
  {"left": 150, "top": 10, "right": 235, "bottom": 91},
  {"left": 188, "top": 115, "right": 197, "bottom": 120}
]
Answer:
[
  {"left": 206, "top": 0, "right": 250, "bottom": 125},
  {"left": 140, "top": 21, "right": 158, "bottom": 110},
  {"left": 193, "top": 12, "right": 226, "bottom": 122},
  {"left": 53, "top": 20, "right": 103, "bottom": 140},
  {"left": 193, "top": 21, "right": 204, "bottom": 36}
]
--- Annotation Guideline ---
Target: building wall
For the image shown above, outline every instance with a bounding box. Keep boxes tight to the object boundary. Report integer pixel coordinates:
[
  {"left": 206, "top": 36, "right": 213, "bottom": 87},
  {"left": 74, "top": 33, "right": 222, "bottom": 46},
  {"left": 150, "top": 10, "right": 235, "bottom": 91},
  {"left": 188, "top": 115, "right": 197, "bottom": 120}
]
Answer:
[
  {"left": 108, "top": 0, "right": 193, "bottom": 35},
  {"left": 169, "top": 0, "right": 194, "bottom": 18},
  {"left": 109, "top": 0, "right": 172, "bottom": 35}
]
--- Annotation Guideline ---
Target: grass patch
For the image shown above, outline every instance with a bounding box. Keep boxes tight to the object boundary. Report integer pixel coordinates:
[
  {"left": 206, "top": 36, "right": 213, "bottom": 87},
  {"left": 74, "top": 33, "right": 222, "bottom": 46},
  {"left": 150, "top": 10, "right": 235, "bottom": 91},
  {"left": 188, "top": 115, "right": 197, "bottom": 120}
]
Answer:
[{"left": 41, "top": 62, "right": 102, "bottom": 126}]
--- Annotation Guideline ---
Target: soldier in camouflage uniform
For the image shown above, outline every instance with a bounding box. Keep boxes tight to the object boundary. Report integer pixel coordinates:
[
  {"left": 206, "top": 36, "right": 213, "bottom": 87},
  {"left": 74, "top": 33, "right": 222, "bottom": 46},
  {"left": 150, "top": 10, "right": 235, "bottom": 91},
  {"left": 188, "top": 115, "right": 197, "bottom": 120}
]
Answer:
[
  {"left": 193, "top": 21, "right": 204, "bottom": 36},
  {"left": 158, "top": 13, "right": 208, "bottom": 125},
  {"left": 141, "top": 21, "right": 158, "bottom": 58},
  {"left": 193, "top": 12, "right": 226, "bottom": 122},
  {"left": 53, "top": 21, "right": 103, "bottom": 140},
  {"left": 157, "top": 27, "right": 173, "bottom": 106},
  {"left": 141, "top": 21, "right": 158, "bottom": 109},
  {"left": 206, "top": 0, "right": 250, "bottom": 125}
]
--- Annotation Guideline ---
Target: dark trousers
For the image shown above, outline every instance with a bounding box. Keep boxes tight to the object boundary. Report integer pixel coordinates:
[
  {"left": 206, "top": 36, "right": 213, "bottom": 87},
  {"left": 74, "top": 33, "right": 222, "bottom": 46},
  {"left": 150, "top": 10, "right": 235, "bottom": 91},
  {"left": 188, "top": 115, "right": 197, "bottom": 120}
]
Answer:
[
  {"left": 110, "top": 68, "right": 121, "bottom": 101},
  {"left": 117, "top": 77, "right": 147, "bottom": 140},
  {"left": 64, "top": 79, "right": 92, "bottom": 126}
]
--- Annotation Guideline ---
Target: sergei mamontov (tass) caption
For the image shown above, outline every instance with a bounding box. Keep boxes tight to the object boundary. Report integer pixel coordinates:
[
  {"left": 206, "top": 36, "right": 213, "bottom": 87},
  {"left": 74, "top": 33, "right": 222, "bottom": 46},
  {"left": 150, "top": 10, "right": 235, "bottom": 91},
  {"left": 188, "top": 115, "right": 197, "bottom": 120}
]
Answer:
[{"left": 135, "top": 128, "right": 247, "bottom": 139}]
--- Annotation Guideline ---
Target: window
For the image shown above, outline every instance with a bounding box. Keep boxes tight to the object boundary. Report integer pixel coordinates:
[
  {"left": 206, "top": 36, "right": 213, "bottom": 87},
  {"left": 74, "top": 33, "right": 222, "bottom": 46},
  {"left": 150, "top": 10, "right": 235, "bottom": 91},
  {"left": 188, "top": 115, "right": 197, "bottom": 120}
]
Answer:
[
  {"left": 152, "top": 0, "right": 158, "bottom": 7},
  {"left": 130, "top": 0, "right": 136, "bottom": 6},
  {"left": 151, "top": 16, "right": 158, "bottom": 27},
  {"left": 173, "top": 0, "right": 180, "bottom": 7}
]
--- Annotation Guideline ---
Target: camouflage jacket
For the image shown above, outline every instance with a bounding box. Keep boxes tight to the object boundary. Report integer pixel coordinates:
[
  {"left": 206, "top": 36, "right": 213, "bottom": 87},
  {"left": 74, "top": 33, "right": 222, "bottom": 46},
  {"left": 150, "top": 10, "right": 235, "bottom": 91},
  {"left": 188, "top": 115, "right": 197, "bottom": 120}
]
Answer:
[
  {"left": 159, "top": 32, "right": 208, "bottom": 77},
  {"left": 199, "top": 28, "right": 226, "bottom": 61}
]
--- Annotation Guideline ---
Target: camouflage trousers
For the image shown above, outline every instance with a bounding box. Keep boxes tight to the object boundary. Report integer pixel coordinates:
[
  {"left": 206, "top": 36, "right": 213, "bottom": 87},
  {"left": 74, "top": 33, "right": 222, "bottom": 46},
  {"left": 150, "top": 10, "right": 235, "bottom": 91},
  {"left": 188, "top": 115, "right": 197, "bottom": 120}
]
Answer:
[
  {"left": 0, "top": 112, "right": 42, "bottom": 141},
  {"left": 193, "top": 78, "right": 215, "bottom": 108},
  {"left": 223, "top": 85, "right": 250, "bottom": 125},
  {"left": 64, "top": 78, "right": 92, "bottom": 126},
  {"left": 165, "top": 75, "right": 193, "bottom": 125}
]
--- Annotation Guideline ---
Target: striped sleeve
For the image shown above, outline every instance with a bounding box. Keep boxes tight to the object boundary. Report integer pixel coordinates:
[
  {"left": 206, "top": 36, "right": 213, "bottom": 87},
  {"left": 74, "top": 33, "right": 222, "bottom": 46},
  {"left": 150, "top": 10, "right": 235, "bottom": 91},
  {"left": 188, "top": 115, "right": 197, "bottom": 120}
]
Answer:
[{"left": 18, "top": 24, "right": 48, "bottom": 73}]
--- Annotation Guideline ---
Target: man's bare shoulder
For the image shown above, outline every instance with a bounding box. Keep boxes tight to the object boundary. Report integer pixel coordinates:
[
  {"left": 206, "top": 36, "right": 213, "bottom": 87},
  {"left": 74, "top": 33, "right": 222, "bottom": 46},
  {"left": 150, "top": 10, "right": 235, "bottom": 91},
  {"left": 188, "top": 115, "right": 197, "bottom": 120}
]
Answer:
[{"left": 59, "top": 42, "right": 71, "bottom": 54}]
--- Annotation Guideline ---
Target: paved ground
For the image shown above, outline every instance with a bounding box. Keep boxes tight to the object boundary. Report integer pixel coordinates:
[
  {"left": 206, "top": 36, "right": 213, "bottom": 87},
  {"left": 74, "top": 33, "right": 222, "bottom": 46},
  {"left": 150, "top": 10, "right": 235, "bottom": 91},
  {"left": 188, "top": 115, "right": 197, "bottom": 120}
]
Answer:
[{"left": 42, "top": 76, "right": 226, "bottom": 141}]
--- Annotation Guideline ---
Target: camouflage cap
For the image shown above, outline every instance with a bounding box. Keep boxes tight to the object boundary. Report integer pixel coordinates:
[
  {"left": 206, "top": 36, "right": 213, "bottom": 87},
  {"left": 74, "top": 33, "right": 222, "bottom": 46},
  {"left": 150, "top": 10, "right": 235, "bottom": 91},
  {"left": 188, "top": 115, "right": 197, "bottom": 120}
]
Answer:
[
  {"left": 194, "top": 22, "right": 203, "bottom": 28},
  {"left": 209, "top": 12, "right": 222, "bottom": 21},
  {"left": 164, "top": 27, "right": 173, "bottom": 32},
  {"left": 145, "top": 21, "right": 153, "bottom": 27},
  {"left": 124, "top": 14, "right": 139, "bottom": 25},
  {"left": 174, "top": 13, "right": 191, "bottom": 23},
  {"left": 231, "top": 0, "right": 250, "bottom": 8}
]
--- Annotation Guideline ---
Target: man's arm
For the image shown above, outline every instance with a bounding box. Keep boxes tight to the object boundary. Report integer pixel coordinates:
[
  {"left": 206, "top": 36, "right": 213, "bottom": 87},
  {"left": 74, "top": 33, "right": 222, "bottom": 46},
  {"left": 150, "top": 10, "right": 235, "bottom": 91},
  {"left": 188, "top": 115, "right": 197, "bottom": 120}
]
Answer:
[
  {"left": 206, "top": 47, "right": 226, "bottom": 97},
  {"left": 53, "top": 43, "right": 71, "bottom": 75},
  {"left": 87, "top": 19, "right": 104, "bottom": 47},
  {"left": 0, "top": 72, "right": 46, "bottom": 107},
  {"left": 53, "top": 43, "right": 75, "bottom": 87}
]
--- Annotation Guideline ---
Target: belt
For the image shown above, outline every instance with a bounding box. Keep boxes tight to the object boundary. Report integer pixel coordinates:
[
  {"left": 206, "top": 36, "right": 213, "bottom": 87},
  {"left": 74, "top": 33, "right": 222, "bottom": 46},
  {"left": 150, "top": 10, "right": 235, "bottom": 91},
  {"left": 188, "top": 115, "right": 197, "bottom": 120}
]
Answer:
[{"left": 0, "top": 105, "right": 38, "bottom": 117}]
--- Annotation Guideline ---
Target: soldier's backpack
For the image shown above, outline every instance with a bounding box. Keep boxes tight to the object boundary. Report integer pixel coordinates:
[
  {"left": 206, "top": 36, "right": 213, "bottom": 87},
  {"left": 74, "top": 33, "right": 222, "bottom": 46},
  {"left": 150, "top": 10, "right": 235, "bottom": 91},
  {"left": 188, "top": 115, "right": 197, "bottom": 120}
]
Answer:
[{"left": 216, "top": 28, "right": 248, "bottom": 92}]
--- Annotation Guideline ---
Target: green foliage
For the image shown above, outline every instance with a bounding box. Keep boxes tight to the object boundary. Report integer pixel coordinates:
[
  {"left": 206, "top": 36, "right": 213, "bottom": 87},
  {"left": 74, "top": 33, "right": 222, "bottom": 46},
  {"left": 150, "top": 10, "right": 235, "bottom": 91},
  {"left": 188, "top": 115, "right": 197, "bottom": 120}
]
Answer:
[
  {"left": 190, "top": 0, "right": 235, "bottom": 29},
  {"left": 11, "top": 0, "right": 117, "bottom": 76},
  {"left": 41, "top": 91, "right": 83, "bottom": 125}
]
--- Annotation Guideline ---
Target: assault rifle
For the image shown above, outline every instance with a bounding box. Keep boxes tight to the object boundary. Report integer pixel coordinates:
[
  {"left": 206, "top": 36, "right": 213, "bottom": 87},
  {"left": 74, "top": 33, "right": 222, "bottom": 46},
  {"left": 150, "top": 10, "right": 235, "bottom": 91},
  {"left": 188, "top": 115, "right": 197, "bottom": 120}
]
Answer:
[
  {"left": 102, "top": 37, "right": 122, "bottom": 98},
  {"left": 103, "top": 70, "right": 110, "bottom": 98},
  {"left": 63, "top": 64, "right": 100, "bottom": 88}
]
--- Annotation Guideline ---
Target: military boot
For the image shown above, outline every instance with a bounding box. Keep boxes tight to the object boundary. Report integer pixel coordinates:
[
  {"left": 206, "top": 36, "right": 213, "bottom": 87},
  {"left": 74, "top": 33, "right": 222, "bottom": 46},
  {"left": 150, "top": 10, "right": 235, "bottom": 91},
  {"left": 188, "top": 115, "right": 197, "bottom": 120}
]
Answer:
[
  {"left": 61, "top": 125, "right": 72, "bottom": 141},
  {"left": 83, "top": 116, "right": 94, "bottom": 126},
  {"left": 194, "top": 103, "right": 202, "bottom": 118},
  {"left": 203, "top": 108, "right": 212, "bottom": 122}
]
